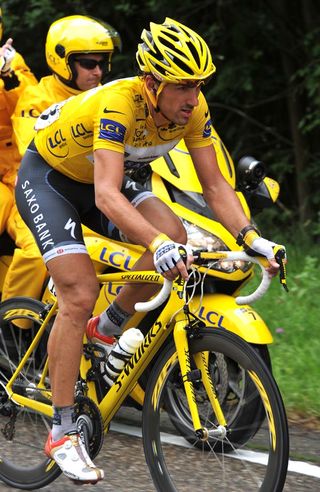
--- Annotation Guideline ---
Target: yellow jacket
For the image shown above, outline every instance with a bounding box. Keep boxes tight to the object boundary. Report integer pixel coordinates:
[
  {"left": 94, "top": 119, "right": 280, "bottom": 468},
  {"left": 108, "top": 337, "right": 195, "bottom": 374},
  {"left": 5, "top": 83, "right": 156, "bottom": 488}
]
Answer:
[
  {"left": 2, "top": 75, "right": 82, "bottom": 301},
  {"left": 12, "top": 75, "right": 81, "bottom": 157},
  {"left": 0, "top": 51, "right": 37, "bottom": 187}
]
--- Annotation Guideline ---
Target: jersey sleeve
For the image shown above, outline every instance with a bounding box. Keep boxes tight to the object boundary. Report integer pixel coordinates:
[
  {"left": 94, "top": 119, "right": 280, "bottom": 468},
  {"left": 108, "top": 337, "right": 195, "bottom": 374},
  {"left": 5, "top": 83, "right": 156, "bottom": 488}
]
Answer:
[
  {"left": 184, "top": 92, "right": 212, "bottom": 149},
  {"left": 93, "top": 87, "right": 134, "bottom": 154}
]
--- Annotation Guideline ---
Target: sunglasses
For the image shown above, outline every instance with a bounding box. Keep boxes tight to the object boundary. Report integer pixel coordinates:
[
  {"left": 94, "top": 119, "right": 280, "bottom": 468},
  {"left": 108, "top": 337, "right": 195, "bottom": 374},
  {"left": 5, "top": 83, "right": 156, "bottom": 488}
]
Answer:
[{"left": 74, "top": 58, "right": 106, "bottom": 70}]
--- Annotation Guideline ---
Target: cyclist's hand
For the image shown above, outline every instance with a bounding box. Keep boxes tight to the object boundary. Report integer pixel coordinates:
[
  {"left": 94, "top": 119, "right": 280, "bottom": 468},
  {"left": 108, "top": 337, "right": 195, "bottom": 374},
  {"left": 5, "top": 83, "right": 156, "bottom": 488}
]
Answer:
[
  {"left": 237, "top": 226, "right": 287, "bottom": 278},
  {"left": 153, "top": 241, "right": 193, "bottom": 280},
  {"left": 248, "top": 237, "right": 286, "bottom": 277},
  {"left": 0, "top": 38, "right": 16, "bottom": 75}
]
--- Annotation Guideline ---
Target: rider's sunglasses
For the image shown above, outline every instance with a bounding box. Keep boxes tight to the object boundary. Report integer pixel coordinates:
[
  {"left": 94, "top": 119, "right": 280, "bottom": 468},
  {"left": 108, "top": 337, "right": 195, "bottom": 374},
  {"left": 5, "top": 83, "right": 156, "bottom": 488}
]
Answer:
[
  {"left": 74, "top": 58, "right": 105, "bottom": 70},
  {"left": 180, "top": 75, "right": 213, "bottom": 88}
]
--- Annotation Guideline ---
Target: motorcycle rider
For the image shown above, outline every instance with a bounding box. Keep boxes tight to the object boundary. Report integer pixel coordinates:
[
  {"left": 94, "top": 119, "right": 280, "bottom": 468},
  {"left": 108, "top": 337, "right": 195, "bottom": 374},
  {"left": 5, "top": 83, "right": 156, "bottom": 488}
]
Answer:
[
  {"left": 15, "top": 18, "right": 284, "bottom": 483},
  {"left": 0, "top": 6, "right": 37, "bottom": 240},
  {"left": 1, "top": 15, "right": 121, "bottom": 302}
]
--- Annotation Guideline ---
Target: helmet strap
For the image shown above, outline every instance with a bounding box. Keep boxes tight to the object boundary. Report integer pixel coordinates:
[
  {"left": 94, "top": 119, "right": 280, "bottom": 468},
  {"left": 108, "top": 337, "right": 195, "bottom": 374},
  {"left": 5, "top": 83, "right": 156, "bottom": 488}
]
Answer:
[{"left": 144, "top": 76, "right": 167, "bottom": 114}]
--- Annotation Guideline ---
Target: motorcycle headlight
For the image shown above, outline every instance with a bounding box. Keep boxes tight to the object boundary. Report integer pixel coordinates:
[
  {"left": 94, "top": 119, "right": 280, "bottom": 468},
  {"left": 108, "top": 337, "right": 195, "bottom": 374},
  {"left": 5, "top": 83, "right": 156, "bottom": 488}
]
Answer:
[
  {"left": 183, "top": 220, "right": 252, "bottom": 274},
  {"left": 183, "top": 220, "right": 227, "bottom": 251}
]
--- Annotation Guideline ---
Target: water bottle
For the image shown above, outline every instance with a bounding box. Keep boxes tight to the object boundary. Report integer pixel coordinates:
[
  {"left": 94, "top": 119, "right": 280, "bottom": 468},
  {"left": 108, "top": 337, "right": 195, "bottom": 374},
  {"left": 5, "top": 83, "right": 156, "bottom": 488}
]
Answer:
[{"left": 102, "top": 328, "right": 144, "bottom": 386}]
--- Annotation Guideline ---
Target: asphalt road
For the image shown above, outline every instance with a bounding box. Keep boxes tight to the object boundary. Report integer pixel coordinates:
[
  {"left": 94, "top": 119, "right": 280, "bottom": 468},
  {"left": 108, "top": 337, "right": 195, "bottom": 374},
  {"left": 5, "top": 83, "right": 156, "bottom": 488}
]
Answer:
[{"left": 0, "top": 407, "right": 318, "bottom": 492}]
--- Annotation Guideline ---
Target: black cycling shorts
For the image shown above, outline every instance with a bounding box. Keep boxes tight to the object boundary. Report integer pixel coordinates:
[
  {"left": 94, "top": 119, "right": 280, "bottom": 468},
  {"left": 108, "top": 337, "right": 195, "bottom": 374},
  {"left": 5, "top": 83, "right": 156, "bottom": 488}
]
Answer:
[{"left": 15, "top": 145, "right": 154, "bottom": 263}]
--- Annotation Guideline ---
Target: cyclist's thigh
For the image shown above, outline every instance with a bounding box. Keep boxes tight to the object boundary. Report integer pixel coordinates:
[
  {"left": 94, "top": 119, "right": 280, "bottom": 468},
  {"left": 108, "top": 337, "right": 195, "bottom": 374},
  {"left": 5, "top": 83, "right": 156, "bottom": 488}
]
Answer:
[
  {"left": 97, "top": 176, "right": 184, "bottom": 241},
  {"left": 15, "top": 149, "right": 95, "bottom": 263}
]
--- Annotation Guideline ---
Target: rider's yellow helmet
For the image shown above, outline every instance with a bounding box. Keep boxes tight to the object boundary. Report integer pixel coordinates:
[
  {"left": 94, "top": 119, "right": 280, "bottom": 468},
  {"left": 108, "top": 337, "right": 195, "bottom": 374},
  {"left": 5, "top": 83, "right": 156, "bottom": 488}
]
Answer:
[
  {"left": 136, "top": 17, "right": 216, "bottom": 84},
  {"left": 45, "top": 15, "right": 121, "bottom": 85},
  {"left": 0, "top": 8, "right": 3, "bottom": 42}
]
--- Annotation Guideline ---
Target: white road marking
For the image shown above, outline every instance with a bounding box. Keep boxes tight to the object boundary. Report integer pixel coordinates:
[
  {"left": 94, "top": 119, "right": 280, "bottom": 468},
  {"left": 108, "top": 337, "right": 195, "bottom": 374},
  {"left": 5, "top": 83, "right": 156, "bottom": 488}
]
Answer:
[{"left": 110, "top": 421, "right": 320, "bottom": 479}]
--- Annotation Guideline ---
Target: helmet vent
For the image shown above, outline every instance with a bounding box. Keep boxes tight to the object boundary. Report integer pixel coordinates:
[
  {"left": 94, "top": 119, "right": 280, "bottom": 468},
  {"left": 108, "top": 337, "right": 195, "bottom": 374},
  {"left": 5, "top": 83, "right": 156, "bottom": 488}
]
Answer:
[{"left": 187, "top": 42, "right": 201, "bottom": 68}]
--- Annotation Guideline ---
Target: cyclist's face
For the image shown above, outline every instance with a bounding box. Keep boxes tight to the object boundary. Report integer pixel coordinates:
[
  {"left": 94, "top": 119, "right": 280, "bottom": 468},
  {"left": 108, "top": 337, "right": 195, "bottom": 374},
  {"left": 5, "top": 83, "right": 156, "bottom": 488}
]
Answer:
[
  {"left": 74, "top": 54, "right": 105, "bottom": 91},
  {"left": 156, "top": 82, "right": 201, "bottom": 125}
]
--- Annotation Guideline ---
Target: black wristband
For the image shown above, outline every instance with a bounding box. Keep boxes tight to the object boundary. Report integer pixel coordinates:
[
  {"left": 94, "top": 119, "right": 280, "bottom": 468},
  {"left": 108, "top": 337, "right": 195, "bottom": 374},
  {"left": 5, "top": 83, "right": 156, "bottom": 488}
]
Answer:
[{"left": 236, "top": 224, "right": 261, "bottom": 246}]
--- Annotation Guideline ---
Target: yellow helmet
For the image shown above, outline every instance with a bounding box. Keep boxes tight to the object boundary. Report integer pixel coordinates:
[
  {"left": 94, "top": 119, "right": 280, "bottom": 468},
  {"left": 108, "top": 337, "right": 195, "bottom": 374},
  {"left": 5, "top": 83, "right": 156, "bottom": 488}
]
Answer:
[
  {"left": 136, "top": 17, "right": 216, "bottom": 83},
  {"left": 45, "top": 15, "right": 121, "bottom": 83},
  {"left": 0, "top": 8, "right": 3, "bottom": 42}
]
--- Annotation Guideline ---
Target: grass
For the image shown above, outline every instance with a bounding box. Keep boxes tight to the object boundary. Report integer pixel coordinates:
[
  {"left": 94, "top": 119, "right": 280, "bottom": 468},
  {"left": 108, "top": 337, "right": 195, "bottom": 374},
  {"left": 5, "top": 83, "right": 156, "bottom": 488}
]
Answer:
[{"left": 246, "top": 242, "right": 320, "bottom": 424}]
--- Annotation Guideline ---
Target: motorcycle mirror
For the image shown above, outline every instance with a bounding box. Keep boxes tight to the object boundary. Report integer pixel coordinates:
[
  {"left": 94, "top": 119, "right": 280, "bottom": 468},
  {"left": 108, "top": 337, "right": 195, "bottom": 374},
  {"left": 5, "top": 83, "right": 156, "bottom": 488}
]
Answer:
[
  {"left": 244, "top": 177, "right": 280, "bottom": 215},
  {"left": 236, "top": 156, "right": 266, "bottom": 191}
]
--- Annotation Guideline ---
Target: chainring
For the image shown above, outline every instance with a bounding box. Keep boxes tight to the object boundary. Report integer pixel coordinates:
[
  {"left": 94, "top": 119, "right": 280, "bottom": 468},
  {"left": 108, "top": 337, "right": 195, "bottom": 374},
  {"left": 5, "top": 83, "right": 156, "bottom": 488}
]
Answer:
[{"left": 75, "top": 395, "right": 104, "bottom": 459}]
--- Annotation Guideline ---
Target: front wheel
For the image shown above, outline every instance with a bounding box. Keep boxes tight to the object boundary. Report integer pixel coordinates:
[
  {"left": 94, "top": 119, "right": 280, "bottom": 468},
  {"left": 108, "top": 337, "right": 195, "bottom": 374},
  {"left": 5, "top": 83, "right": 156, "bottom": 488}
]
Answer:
[
  {"left": 164, "top": 343, "right": 271, "bottom": 452},
  {"left": 142, "top": 328, "right": 289, "bottom": 492}
]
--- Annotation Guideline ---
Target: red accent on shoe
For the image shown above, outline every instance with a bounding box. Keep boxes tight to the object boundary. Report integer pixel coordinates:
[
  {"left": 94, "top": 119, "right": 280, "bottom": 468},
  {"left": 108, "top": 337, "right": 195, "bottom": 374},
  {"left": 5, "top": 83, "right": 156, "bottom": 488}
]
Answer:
[
  {"left": 86, "top": 316, "right": 116, "bottom": 346},
  {"left": 45, "top": 432, "right": 68, "bottom": 457}
]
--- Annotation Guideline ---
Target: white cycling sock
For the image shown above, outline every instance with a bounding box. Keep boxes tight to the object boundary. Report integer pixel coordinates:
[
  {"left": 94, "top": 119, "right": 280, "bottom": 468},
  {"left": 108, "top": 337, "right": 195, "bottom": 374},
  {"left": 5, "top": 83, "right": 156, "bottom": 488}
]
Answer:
[
  {"left": 98, "top": 301, "right": 131, "bottom": 337},
  {"left": 52, "top": 405, "right": 77, "bottom": 442}
]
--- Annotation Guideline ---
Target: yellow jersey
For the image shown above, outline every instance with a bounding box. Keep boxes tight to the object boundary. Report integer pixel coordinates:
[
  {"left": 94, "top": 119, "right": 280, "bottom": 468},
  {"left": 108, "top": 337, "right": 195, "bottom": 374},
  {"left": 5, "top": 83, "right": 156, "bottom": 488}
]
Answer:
[
  {"left": 34, "top": 76, "right": 212, "bottom": 183},
  {"left": 12, "top": 75, "right": 81, "bottom": 157}
]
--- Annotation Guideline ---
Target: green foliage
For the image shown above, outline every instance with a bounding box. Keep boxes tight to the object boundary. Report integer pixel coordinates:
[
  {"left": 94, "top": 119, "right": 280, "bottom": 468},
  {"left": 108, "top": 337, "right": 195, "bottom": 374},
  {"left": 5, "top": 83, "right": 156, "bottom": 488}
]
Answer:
[
  {"left": 251, "top": 243, "right": 320, "bottom": 419},
  {"left": 297, "top": 28, "right": 320, "bottom": 135}
]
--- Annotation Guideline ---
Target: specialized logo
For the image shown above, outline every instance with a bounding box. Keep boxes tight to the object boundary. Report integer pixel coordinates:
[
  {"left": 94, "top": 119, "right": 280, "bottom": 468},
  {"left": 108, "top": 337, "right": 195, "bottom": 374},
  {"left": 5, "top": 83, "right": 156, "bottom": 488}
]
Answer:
[
  {"left": 121, "top": 273, "right": 160, "bottom": 282},
  {"left": 64, "top": 218, "right": 76, "bottom": 239},
  {"left": 203, "top": 118, "right": 212, "bottom": 138},
  {"left": 99, "top": 118, "right": 126, "bottom": 143}
]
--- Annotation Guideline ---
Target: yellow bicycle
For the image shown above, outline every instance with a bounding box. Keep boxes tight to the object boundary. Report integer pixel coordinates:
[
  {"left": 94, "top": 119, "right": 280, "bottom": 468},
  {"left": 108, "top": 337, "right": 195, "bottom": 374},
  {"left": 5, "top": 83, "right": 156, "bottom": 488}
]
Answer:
[{"left": 0, "top": 250, "right": 289, "bottom": 491}]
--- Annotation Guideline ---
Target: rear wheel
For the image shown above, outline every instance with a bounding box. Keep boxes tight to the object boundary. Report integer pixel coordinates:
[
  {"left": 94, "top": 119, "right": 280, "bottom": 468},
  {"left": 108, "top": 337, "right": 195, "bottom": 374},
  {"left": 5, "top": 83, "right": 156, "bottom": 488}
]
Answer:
[
  {"left": 143, "top": 328, "right": 289, "bottom": 492},
  {"left": 0, "top": 297, "right": 60, "bottom": 489}
]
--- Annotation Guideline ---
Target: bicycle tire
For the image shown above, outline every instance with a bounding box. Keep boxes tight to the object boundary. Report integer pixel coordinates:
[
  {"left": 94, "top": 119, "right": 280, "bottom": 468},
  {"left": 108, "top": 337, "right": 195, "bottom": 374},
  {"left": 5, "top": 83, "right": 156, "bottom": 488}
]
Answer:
[
  {"left": 164, "top": 343, "right": 271, "bottom": 452},
  {"left": 0, "top": 297, "right": 61, "bottom": 489},
  {"left": 142, "top": 328, "right": 289, "bottom": 492}
]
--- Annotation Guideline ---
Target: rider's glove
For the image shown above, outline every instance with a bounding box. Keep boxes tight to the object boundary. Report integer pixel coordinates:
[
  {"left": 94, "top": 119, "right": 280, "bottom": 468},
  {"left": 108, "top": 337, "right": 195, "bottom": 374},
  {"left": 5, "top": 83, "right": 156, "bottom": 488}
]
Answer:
[
  {"left": 148, "top": 233, "right": 192, "bottom": 274},
  {"left": 154, "top": 241, "right": 192, "bottom": 274},
  {"left": 236, "top": 225, "right": 286, "bottom": 259},
  {"left": 248, "top": 236, "right": 279, "bottom": 259},
  {"left": 0, "top": 43, "right": 16, "bottom": 75}
]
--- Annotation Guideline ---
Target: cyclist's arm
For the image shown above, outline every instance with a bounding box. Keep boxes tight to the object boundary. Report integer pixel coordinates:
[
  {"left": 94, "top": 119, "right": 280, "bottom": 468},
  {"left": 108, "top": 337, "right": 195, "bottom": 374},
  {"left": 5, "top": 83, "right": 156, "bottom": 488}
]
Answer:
[
  {"left": 189, "top": 144, "right": 280, "bottom": 275},
  {"left": 94, "top": 148, "right": 162, "bottom": 248},
  {"left": 189, "top": 144, "right": 249, "bottom": 235}
]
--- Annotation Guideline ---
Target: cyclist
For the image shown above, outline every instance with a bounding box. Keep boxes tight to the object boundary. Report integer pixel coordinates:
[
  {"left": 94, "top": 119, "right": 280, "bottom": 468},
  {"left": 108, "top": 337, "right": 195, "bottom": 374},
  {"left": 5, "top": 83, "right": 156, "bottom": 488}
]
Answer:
[
  {"left": 1, "top": 15, "right": 121, "bottom": 303},
  {"left": 0, "top": 5, "right": 37, "bottom": 240},
  {"left": 15, "top": 18, "right": 284, "bottom": 483}
]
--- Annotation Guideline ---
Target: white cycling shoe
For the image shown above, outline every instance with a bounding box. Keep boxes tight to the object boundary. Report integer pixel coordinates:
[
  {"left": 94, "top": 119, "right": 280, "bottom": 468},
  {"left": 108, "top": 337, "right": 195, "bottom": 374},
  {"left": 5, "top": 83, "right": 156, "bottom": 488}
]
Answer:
[{"left": 45, "top": 432, "right": 104, "bottom": 484}]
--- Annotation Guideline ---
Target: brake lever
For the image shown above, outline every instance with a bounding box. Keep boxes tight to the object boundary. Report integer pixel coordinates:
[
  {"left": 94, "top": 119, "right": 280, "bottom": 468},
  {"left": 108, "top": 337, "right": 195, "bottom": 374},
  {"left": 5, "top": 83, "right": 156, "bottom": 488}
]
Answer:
[
  {"left": 178, "top": 245, "right": 188, "bottom": 266},
  {"left": 273, "top": 246, "right": 288, "bottom": 292}
]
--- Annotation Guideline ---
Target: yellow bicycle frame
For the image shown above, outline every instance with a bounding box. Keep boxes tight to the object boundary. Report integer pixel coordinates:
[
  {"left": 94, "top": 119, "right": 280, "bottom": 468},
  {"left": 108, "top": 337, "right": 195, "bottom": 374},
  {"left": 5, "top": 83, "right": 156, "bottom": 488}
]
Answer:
[{"left": 4, "top": 269, "right": 227, "bottom": 436}]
